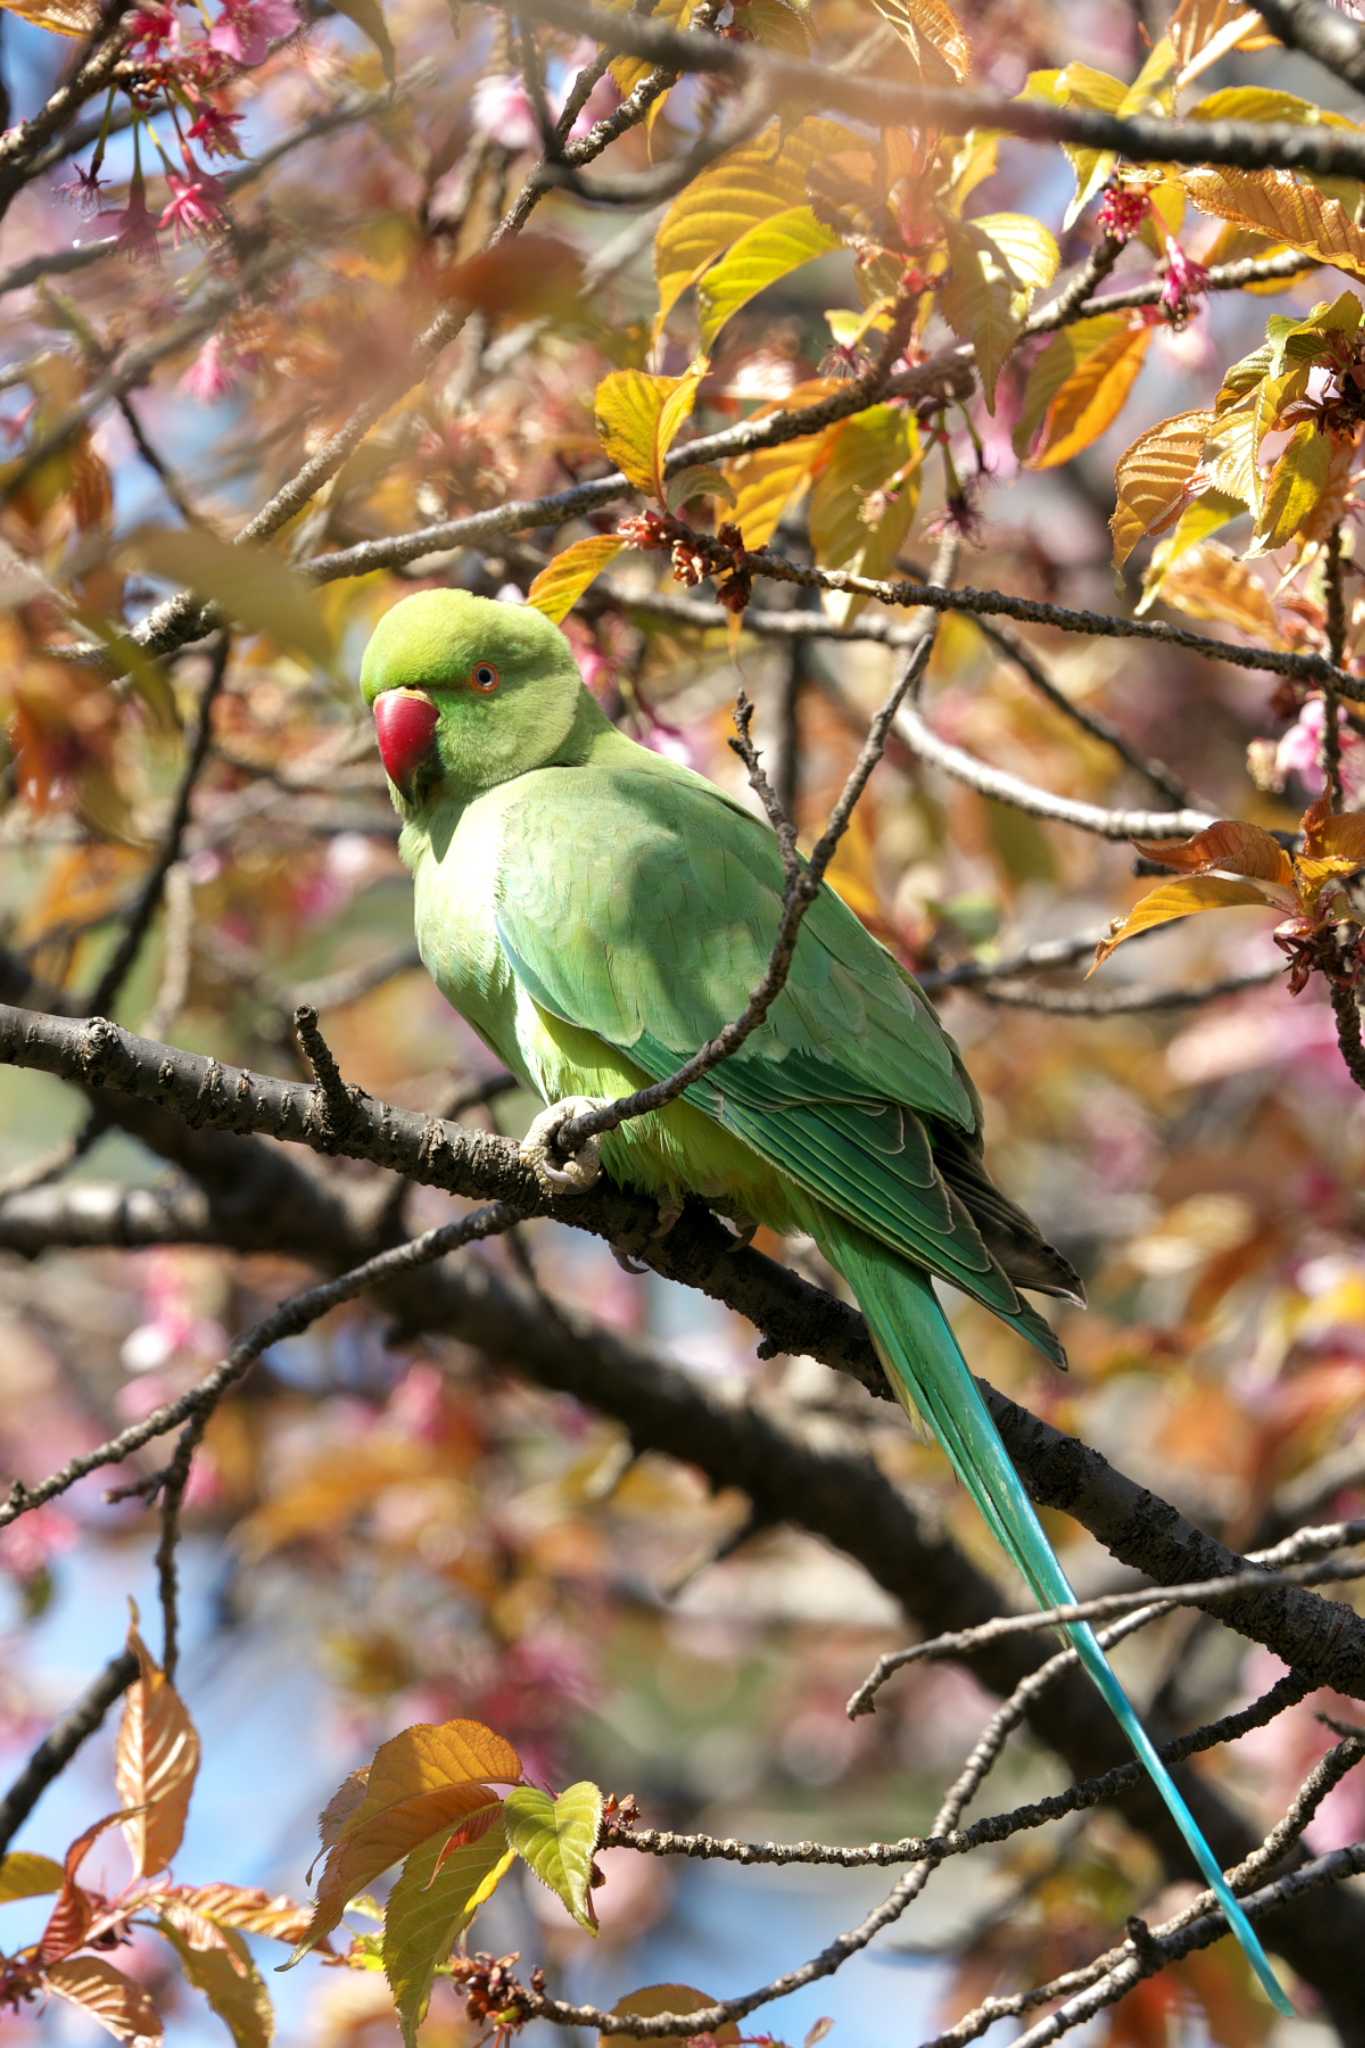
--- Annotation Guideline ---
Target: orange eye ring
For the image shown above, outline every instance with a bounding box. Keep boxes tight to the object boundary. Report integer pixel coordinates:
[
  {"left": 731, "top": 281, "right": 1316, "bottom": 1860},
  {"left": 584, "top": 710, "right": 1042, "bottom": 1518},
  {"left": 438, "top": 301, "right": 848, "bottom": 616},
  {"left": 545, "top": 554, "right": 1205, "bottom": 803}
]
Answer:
[{"left": 469, "top": 662, "right": 500, "bottom": 694}]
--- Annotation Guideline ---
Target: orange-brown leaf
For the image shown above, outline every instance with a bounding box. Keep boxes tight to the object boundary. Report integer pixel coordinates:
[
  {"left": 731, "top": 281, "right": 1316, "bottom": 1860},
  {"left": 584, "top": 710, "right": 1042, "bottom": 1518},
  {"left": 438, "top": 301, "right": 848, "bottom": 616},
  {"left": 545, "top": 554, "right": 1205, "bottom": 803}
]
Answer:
[
  {"left": 1184, "top": 167, "right": 1365, "bottom": 279},
  {"left": 176, "top": 1882, "right": 315, "bottom": 1945},
  {"left": 289, "top": 1784, "right": 502, "bottom": 1963},
  {"left": 116, "top": 1612, "right": 201, "bottom": 1878},
  {"left": 1131, "top": 821, "right": 1294, "bottom": 887},
  {"left": 602, "top": 1986, "right": 740, "bottom": 2048},
  {"left": 1092, "top": 876, "right": 1275, "bottom": 969},
  {"left": 45, "top": 1957, "right": 163, "bottom": 2047},
  {"left": 1110, "top": 410, "right": 1213, "bottom": 567},
  {"left": 1027, "top": 320, "right": 1151, "bottom": 469}
]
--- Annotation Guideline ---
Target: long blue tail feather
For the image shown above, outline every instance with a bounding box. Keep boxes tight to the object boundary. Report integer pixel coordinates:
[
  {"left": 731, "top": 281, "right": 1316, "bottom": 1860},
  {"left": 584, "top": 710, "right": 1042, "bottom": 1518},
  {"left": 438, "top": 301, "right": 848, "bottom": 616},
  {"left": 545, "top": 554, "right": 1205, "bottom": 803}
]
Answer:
[{"left": 821, "top": 1220, "right": 1293, "bottom": 2015}]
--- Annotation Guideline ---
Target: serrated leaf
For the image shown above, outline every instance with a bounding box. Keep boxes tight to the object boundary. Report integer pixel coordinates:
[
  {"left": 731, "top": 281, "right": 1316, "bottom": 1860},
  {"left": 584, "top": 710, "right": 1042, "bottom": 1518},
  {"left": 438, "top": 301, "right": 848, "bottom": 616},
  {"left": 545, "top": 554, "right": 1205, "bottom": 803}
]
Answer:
[
  {"left": 45, "top": 1957, "right": 163, "bottom": 2047},
  {"left": 156, "top": 1907, "right": 274, "bottom": 2048},
  {"left": 664, "top": 464, "right": 735, "bottom": 514},
  {"left": 40, "top": 1811, "right": 132, "bottom": 1965},
  {"left": 808, "top": 403, "right": 921, "bottom": 620},
  {"left": 1148, "top": 539, "right": 1283, "bottom": 638},
  {"left": 1131, "top": 821, "right": 1294, "bottom": 885},
  {"left": 177, "top": 1886, "right": 313, "bottom": 1946},
  {"left": 325, "top": 0, "right": 394, "bottom": 79},
  {"left": 528, "top": 536, "right": 627, "bottom": 624},
  {"left": 1172, "top": 0, "right": 1277, "bottom": 84},
  {"left": 1111, "top": 409, "right": 1214, "bottom": 567},
  {"left": 0, "top": 1851, "right": 63, "bottom": 1902},
  {"left": 697, "top": 206, "right": 840, "bottom": 350},
  {"left": 363, "top": 1721, "right": 521, "bottom": 1814},
  {"left": 719, "top": 375, "right": 837, "bottom": 547},
  {"left": 602, "top": 1986, "right": 739, "bottom": 2048},
  {"left": 1186, "top": 86, "right": 1357, "bottom": 131},
  {"left": 0, "top": 0, "right": 97, "bottom": 31},
  {"left": 654, "top": 118, "right": 850, "bottom": 330},
  {"left": 382, "top": 1810, "right": 514, "bottom": 2048},
  {"left": 1184, "top": 167, "right": 1365, "bottom": 280},
  {"left": 504, "top": 1782, "right": 603, "bottom": 1933},
  {"left": 942, "top": 212, "right": 1057, "bottom": 407},
  {"left": 131, "top": 530, "right": 333, "bottom": 666},
  {"left": 1092, "top": 876, "right": 1274, "bottom": 968},
  {"left": 609, "top": 0, "right": 696, "bottom": 104},
  {"left": 868, "top": 0, "right": 970, "bottom": 81},
  {"left": 116, "top": 1610, "right": 201, "bottom": 1880},
  {"left": 1253, "top": 419, "right": 1332, "bottom": 552},
  {"left": 1022, "top": 318, "right": 1151, "bottom": 469},
  {"left": 744, "top": 0, "right": 811, "bottom": 55},
  {"left": 594, "top": 368, "right": 704, "bottom": 499},
  {"left": 287, "top": 1781, "right": 500, "bottom": 1966},
  {"left": 1137, "top": 490, "right": 1245, "bottom": 609}
]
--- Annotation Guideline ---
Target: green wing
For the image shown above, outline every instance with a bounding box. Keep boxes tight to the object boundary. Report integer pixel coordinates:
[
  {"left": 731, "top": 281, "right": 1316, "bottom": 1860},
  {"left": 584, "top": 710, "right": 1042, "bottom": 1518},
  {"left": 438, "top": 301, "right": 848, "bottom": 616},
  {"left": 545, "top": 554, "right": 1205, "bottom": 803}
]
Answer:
[{"left": 495, "top": 759, "right": 1069, "bottom": 1349}]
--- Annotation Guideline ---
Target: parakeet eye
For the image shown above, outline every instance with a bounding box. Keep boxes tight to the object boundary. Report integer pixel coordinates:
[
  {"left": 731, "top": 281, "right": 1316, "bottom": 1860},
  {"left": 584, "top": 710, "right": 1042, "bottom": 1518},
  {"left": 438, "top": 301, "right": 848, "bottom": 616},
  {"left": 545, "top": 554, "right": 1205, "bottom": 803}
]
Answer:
[{"left": 470, "top": 662, "right": 500, "bottom": 694}]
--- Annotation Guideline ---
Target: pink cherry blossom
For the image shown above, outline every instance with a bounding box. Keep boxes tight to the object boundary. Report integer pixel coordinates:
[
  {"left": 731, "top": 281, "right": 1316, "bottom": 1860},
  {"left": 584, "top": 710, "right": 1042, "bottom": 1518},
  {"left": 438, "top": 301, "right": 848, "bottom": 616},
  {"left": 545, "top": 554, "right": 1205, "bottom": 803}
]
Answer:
[
  {"left": 209, "top": 0, "right": 300, "bottom": 67},
  {"left": 159, "top": 166, "right": 229, "bottom": 244},
  {"left": 1274, "top": 699, "right": 1365, "bottom": 802},
  {"left": 471, "top": 74, "right": 541, "bottom": 152},
  {"left": 186, "top": 100, "right": 246, "bottom": 158},
  {"left": 102, "top": 169, "right": 161, "bottom": 262},
  {"left": 181, "top": 333, "right": 239, "bottom": 402}
]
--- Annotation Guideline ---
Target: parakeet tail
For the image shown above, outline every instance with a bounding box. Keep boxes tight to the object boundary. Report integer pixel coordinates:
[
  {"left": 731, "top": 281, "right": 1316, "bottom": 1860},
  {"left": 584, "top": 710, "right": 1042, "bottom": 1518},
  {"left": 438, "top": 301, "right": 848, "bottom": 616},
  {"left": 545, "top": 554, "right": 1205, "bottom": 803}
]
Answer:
[{"left": 819, "top": 1219, "right": 1292, "bottom": 2015}]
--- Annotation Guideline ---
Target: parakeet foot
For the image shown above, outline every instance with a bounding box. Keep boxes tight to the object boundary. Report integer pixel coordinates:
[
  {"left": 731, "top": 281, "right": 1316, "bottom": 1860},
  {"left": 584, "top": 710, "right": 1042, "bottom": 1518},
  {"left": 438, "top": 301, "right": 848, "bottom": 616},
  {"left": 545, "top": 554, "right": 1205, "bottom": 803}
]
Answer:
[
  {"left": 520, "top": 1096, "right": 607, "bottom": 1194},
  {"left": 611, "top": 1195, "right": 684, "bottom": 1273}
]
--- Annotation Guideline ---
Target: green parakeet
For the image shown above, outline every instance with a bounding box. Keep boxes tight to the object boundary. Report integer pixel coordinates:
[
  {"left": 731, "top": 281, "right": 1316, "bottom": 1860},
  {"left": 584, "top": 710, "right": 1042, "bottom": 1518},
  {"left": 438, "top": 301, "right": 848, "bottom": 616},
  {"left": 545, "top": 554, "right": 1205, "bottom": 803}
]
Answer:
[{"left": 360, "top": 587, "right": 1289, "bottom": 2010}]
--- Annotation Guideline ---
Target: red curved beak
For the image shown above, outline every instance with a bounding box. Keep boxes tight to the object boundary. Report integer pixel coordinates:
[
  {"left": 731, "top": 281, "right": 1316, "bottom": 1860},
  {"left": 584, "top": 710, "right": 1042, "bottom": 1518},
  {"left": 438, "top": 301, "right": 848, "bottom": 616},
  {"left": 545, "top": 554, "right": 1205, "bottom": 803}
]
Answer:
[{"left": 374, "top": 689, "right": 438, "bottom": 790}]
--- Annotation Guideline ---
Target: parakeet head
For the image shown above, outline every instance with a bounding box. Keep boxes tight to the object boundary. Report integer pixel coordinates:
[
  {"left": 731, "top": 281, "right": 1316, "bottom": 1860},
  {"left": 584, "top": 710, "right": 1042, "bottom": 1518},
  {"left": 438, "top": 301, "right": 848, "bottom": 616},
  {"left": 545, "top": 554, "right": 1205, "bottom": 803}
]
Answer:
[{"left": 360, "top": 589, "right": 588, "bottom": 805}]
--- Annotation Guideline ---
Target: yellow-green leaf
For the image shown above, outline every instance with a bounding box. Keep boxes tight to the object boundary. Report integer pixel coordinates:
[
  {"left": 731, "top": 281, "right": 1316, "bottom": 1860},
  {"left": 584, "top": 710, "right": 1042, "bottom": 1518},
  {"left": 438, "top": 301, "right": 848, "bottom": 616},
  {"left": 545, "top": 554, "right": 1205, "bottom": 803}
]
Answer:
[
  {"left": 610, "top": 0, "right": 696, "bottom": 104},
  {"left": 1186, "top": 86, "right": 1356, "bottom": 130},
  {"left": 1022, "top": 318, "right": 1151, "bottom": 469},
  {"left": 1253, "top": 419, "right": 1332, "bottom": 552},
  {"left": 0, "top": 1852, "right": 63, "bottom": 1903},
  {"left": 1111, "top": 409, "right": 1214, "bottom": 567},
  {"left": 664, "top": 463, "right": 735, "bottom": 514},
  {"left": 809, "top": 404, "right": 919, "bottom": 572},
  {"left": 527, "top": 536, "right": 627, "bottom": 624},
  {"left": 155, "top": 1909, "right": 273, "bottom": 2048},
  {"left": 698, "top": 206, "right": 841, "bottom": 350},
  {"left": 382, "top": 1811, "right": 515, "bottom": 2048},
  {"left": 724, "top": 443, "right": 816, "bottom": 549},
  {"left": 654, "top": 119, "right": 849, "bottom": 331},
  {"left": 131, "top": 530, "right": 333, "bottom": 667},
  {"left": 594, "top": 368, "right": 703, "bottom": 499},
  {"left": 940, "top": 213, "right": 1059, "bottom": 408},
  {"left": 0, "top": 0, "right": 97, "bottom": 33},
  {"left": 1137, "top": 490, "right": 1245, "bottom": 610},
  {"left": 1184, "top": 167, "right": 1365, "bottom": 280},
  {"left": 504, "top": 1782, "right": 603, "bottom": 1933},
  {"left": 868, "top": 0, "right": 970, "bottom": 81},
  {"left": 1092, "top": 875, "right": 1274, "bottom": 969}
]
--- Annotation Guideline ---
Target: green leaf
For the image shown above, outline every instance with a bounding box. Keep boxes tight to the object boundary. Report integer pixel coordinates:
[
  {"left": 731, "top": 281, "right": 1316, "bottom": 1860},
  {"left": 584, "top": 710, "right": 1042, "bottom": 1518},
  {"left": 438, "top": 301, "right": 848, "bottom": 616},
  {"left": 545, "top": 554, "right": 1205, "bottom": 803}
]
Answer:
[
  {"left": 1253, "top": 419, "right": 1332, "bottom": 552},
  {"left": 0, "top": 1851, "right": 64, "bottom": 1903},
  {"left": 664, "top": 464, "right": 736, "bottom": 514},
  {"left": 594, "top": 368, "right": 704, "bottom": 499},
  {"left": 940, "top": 213, "right": 1058, "bottom": 408},
  {"left": 527, "top": 536, "right": 627, "bottom": 624},
  {"left": 325, "top": 0, "right": 394, "bottom": 80},
  {"left": 382, "top": 1811, "right": 515, "bottom": 2048},
  {"left": 131, "top": 530, "right": 333, "bottom": 667},
  {"left": 697, "top": 206, "right": 840, "bottom": 350},
  {"left": 654, "top": 118, "right": 850, "bottom": 331},
  {"left": 155, "top": 1911, "right": 274, "bottom": 2048},
  {"left": 809, "top": 405, "right": 921, "bottom": 626},
  {"left": 504, "top": 1782, "right": 604, "bottom": 1933}
]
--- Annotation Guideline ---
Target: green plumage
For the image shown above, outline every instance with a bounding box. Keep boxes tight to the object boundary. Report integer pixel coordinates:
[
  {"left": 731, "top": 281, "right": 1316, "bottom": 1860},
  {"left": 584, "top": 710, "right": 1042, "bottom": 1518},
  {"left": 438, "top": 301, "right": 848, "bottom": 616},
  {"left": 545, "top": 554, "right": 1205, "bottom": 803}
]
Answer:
[{"left": 361, "top": 589, "right": 1290, "bottom": 2012}]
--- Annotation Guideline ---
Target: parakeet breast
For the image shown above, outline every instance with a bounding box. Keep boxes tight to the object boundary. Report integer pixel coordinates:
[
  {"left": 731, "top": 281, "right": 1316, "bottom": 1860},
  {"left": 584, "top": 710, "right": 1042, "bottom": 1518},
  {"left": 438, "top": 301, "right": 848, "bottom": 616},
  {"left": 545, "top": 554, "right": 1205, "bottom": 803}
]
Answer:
[{"left": 403, "top": 774, "right": 804, "bottom": 1232}]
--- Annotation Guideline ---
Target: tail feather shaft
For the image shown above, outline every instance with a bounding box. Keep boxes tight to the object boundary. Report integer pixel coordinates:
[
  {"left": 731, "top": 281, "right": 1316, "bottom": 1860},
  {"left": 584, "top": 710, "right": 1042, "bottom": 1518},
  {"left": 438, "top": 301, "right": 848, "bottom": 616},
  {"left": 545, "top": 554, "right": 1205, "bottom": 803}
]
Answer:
[{"left": 820, "top": 1221, "right": 1292, "bottom": 2016}]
